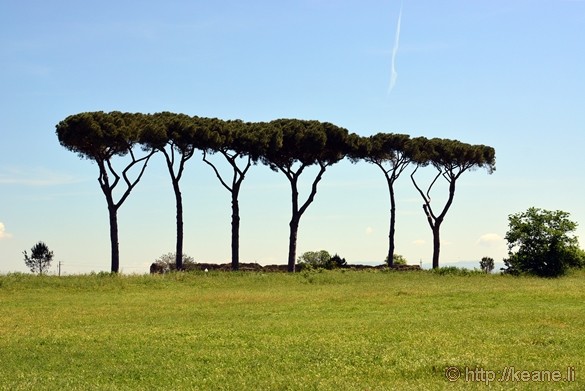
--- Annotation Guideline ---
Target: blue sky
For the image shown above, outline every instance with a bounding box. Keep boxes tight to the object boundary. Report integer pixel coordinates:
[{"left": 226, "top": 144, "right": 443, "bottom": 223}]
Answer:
[{"left": 1, "top": 0, "right": 584, "bottom": 273}]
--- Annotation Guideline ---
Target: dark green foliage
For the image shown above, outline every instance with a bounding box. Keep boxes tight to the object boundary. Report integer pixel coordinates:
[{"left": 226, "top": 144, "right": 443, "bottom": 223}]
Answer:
[
  {"left": 261, "top": 119, "right": 349, "bottom": 169},
  {"left": 326, "top": 254, "right": 347, "bottom": 269},
  {"left": 56, "top": 111, "right": 140, "bottom": 160},
  {"left": 23, "top": 241, "right": 53, "bottom": 275},
  {"left": 479, "top": 257, "right": 495, "bottom": 273},
  {"left": 503, "top": 207, "right": 585, "bottom": 277}
]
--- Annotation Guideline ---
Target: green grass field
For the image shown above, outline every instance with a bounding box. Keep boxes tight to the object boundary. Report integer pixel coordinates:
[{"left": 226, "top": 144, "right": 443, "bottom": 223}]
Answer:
[{"left": 1, "top": 269, "right": 583, "bottom": 390}]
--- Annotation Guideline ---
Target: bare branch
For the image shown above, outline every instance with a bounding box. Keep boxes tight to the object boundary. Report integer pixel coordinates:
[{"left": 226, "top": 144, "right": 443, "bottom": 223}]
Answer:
[
  {"left": 203, "top": 150, "right": 233, "bottom": 192},
  {"left": 394, "top": 154, "right": 411, "bottom": 179},
  {"left": 410, "top": 166, "right": 437, "bottom": 226},
  {"left": 169, "top": 141, "right": 176, "bottom": 168},
  {"left": 116, "top": 149, "right": 156, "bottom": 208},
  {"left": 426, "top": 169, "right": 442, "bottom": 202},
  {"left": 275, "top": 163, "right": 296, "bottom": 183},
  {"left": 298, "top": 162, "right": 328, "bottom": 217},
  {"left": 121, "top": 147, "right": 150, "bottom": 189},
  {"left": 105, "top": 158, "right": 120, "bottom": 191},
  {"left": 220, "top": 151, "right": 252, "bottom": 190}
]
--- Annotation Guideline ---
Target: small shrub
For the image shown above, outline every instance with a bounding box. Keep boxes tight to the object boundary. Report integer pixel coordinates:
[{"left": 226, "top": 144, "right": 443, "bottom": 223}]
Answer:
[
  {"left": 298, "top": 250, "right": 331, "bottom": 269},
  {"left": 393, "top": 254, "right": 407, "bottom": 266},
  {"left": 151, "top": 252, "right": 197, "bottom": 274},
  {"left": 479, "top": 257, "right": 495, "bottom": 273},
  {"left": 384, "top": 254, "right": 408, "bottom": 266},
  {"left": 325, "top": 254, "right": 347, "bottom": 270}
]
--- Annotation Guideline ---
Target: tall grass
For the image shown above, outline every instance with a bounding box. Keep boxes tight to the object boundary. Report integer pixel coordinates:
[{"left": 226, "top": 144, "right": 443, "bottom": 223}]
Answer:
[{"left": 1, "top": 270, "right": 583, "bottom": 390}]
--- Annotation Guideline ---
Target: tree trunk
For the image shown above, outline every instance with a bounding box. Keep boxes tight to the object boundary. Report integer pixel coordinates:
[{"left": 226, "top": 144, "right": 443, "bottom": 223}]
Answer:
[
  {"left": 108, "top": 204, "right": 120, "bottom": 273},
  {"left": 287, "top": 175, "right": 301, "bottom": 273},
  {"left": 173, "top": 179, "right": 184, "bottom": 270},
  {"left": 432, "top": 224, "right": 441, "bottom": 269},
  {"left": 288, "top": 215, "right": 300, "bottom": 272},
  {"left": 231, "top": 188, "right": 240, "bottom": 271},
  {"left": 387, "top": 184, "right": 396, "bottom": 267}
]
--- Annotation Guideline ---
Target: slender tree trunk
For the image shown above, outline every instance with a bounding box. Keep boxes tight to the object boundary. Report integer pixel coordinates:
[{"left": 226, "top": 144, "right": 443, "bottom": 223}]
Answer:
[
  {"left": 231, "top": 186, "right": 240, "bottom": 271},
  {"left": 173, "top": 179, "right": 184, "bottom": 270},
  {"left": 287, "top": 175, "right": 300, "bottom": 273},
  {"left": 432, "top": 223, "right": 441, "bottom": 269},
  {"left": 108, "top": 204, "right": 120, "bottom": 273},
  {"left": 387, "top": 183, "right": 396, "bottom": 267},
  {"left": 288, "top": 215, "right": 300, "bottom": 272}
]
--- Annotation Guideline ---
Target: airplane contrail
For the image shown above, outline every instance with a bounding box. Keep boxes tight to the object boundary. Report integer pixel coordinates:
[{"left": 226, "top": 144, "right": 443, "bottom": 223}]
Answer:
[{"left": 388, "top": 2, "right": 403, "bottom": 95}]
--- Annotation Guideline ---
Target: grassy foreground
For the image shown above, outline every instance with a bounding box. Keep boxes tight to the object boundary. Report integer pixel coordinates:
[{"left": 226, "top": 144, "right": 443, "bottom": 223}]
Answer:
[{"left": 0, "top": 269, "right": 584, "bottom": 390}]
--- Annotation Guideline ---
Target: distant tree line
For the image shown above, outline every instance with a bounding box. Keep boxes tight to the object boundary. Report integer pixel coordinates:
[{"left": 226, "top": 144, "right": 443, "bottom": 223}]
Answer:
[{"left": 56, "top": 111, "right": 496, "bottom": 273}]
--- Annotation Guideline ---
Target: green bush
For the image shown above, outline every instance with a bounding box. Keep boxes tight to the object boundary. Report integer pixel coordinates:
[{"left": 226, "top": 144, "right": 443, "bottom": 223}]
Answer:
[
  {"left": 298, "top": 250, "right": 330, "bottom": 269},
  {"left": 298, "top": 251, "right": 347, "bottom": 270},
  {"left": 503, "top": 207, "right": 585, "bottom": 277},
  {"left": 383, "top": 254, "right": 408, "bottom": 266},
  {"left": 393, "top": 254, "right": 407, "bottom": 266},
  {"left": 325, "top": 254, "right": 347, "bottom": 269},
  {"left": 151, "top": 252, "right": 198, "bottom": 273}
]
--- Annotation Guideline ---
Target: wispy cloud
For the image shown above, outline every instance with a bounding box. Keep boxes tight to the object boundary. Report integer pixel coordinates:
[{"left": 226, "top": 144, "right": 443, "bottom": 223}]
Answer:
[
  {"left": 365, "top": 227, "right": 374, "bottom": 235},
  {"left": 0, "top": 222, "right": 13, "bottom": 240},
  {"left": 0, "top": 167, "right": 79, "bottom": 186},
  {"left": 387, "top": 1, "right": 403, "bottom": 95},
  {"left": 413, "top": 239, "right": 425, "bottom": 246}
]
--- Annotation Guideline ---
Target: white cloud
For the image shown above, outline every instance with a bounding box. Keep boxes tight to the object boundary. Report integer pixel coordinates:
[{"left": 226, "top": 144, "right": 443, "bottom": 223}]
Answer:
[
  {"left": 0, "top": 167, "right": 79, "bottom": 186},
  {"left": 365, "top": 227, "right": 374, "bottom": 235},
  {"left": 478, "top": 233, "right": 504, "bottom": 248},
  {"left": 0, "top": 222, "right": 13, "bottom": 239},
  {"left": 413, "top": 239, "right": 425, "bottom": 246}
]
